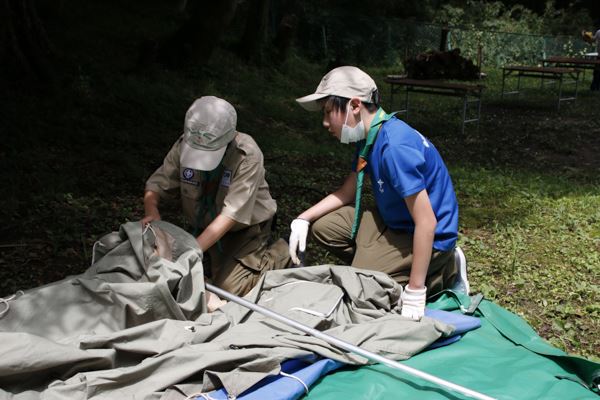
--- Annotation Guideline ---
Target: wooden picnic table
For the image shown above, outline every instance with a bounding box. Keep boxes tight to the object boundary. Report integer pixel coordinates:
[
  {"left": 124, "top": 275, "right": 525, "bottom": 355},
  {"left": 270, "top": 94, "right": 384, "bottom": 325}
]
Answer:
[
  {"left": 384, "top": 75, "right": 485, "bottom": 134},
  {"left": 542, "top": 56, "right": 600, "bottom": 70},
  {"left": 501, "top": 65, "right": 581, "bottom": 111}
]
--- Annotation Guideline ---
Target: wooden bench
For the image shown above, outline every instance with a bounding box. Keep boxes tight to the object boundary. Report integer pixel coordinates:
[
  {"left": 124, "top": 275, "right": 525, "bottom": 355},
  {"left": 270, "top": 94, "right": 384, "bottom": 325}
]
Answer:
[
  {"left": 501, "top": 65, "right": 581, "bottom": 110},
  {"left": 384, "top": 75, "right": 485, "bottom": 134}
]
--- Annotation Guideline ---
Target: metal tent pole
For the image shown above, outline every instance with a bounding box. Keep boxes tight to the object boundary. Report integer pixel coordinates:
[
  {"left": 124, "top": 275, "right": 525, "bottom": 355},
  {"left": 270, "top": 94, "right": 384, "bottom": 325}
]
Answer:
[{"left": 206, "top": 283, "right": 496, "bottom": 400}]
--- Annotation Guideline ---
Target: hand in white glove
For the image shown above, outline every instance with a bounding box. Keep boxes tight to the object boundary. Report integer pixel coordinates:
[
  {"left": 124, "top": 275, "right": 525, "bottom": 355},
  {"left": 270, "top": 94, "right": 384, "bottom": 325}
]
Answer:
[
  {"left": 401, "top": 285, "right": 427, "bottom": 320},
  {"left": 289, "top": 218, "right": 310, "bottom": 265}
]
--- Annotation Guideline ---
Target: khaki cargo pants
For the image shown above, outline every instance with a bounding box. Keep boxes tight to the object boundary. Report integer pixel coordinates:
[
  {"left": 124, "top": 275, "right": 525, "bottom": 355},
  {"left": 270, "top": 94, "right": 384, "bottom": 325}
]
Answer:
[
  {"left": 311, "top": 206, "right": 457, "bottom": 296},
  {"left": 204, "top": 218, "right": 292, "bottom": 296}
]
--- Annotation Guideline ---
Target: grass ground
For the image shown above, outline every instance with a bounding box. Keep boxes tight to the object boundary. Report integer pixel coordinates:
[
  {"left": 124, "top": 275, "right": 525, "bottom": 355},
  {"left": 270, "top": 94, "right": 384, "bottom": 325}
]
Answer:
[{"left": 0, "top": 2, "right": 598, "bottom": 360}]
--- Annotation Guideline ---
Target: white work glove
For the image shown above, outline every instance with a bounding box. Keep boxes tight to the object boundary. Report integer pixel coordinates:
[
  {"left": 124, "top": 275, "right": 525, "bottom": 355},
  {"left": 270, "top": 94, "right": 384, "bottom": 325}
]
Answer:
[
  {"left": 289, "top": 218, "right": 310, "bottom": 265},
  {"left": 401, "top": 285, "right": 427, "bottom": 320}
]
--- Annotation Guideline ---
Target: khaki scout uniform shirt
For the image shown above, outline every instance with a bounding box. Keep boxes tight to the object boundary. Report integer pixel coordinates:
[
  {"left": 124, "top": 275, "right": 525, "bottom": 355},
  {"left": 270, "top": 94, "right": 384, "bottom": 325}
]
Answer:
[{"left": 145, "top": 132, "right": 276, "bottom": 232}]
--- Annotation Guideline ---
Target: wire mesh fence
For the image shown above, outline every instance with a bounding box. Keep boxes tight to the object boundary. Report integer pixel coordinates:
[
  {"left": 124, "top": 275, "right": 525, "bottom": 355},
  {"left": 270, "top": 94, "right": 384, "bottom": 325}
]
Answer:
[{"left": 297, "top": 17, "right": 593, "bottom": 69}]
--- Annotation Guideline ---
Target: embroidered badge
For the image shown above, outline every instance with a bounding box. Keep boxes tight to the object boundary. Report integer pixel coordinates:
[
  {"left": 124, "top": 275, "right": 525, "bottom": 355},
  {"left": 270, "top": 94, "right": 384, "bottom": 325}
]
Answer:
[
  {"left": 221, "top": 169, "right": 232, "bottom": 187},
  {"left": 377, "top": 179, "right": 385, "bottom": 193},
  {"left": 182, "top": 168, "right": 194, "bottom": 180}
]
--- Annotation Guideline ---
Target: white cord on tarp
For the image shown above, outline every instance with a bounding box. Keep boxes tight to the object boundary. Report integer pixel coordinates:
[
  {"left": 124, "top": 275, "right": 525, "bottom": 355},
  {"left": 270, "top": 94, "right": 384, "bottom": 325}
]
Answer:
[
  {"left": 280, "top": 371, "right": 309, "bottom": 394},
  {"left": 183, "top": 391, "right": 217, "bottom": 400},
  {"left": 142, "top": 223, "right": 157, "bottom": 237},
  {"left": 90, "top": 240, "right": 102, "bottom": 266},
  {"left": 289, "top": 292, "right": 344, "bottom": 318},
  {"left": 91, "top": 224, "right": 158, "bottom": 267},
  {"left": 0, "top": 290, "right": 25, "bottom": 318},
  {"left": 180, "top": 370, "right": 309, "bottom": 399}
]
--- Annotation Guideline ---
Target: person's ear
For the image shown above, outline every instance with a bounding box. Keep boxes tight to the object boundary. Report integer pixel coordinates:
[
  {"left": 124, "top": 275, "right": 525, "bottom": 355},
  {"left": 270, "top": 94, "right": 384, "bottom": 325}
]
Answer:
[{"left": 349, "top": 97, "right": 362, "bottom": 114}]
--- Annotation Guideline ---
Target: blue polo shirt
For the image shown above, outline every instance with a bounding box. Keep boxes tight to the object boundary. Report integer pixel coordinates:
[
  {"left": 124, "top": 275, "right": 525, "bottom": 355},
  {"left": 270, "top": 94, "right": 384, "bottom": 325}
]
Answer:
[{"left": 358, "top": 117, "right": 458, "bottom": 251}]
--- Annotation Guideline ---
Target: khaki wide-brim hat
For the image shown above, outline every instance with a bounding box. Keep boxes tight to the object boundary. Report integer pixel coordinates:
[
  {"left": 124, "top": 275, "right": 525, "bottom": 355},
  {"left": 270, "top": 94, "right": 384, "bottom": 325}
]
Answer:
[
  {"left": 180, "top": 96, "right": 237, "bottom": 171},
  {"left": 296, "top": 66, "right": 378, "bottom": 111}
]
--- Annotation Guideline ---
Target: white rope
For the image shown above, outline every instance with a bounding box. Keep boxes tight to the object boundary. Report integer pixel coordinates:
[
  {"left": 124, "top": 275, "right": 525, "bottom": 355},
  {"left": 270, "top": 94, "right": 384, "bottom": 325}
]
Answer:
[
  {"left": 280, "top": 371, "right": 309, "bottom": 394},
  {"left": 90, "top": 240, "right": 102, "bottom": 266},
  {"left": 92, "top": 224, "right": 156, "bottom": 267},
  {"left": 289, "top": 292, "right": 344, "bottom": 318},
  {"left": 142, "top": 223, "right": 157, "bottom": 238},
  {"left": 183, "top": 391, "right": 217, "bottom": 400},
  {"left": 0, "top": 290, "right": 25, "bottom": 318},
  {"left": 181, "top": 371, "right": 308, "bottom": 399}
]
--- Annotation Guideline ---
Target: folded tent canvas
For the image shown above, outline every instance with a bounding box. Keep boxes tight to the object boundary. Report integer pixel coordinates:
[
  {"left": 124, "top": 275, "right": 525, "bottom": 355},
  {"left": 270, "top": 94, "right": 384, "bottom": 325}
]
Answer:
[{"left": 0, "top": 221, "right": 597, "bottom": 400}]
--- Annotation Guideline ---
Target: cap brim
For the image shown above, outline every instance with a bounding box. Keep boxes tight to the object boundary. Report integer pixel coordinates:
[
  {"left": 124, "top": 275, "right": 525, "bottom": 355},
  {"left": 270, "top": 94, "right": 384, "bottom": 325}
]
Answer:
[
  {"left": 296, "top": 93, "right": 328, "bottom": 111},
  {"left": 180, "top": 141, "right": 227, "bottom": 171}
]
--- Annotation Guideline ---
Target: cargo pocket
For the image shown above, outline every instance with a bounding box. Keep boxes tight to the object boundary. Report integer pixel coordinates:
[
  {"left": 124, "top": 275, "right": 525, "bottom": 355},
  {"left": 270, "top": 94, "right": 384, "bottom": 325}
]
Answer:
[
  {"left": 236, "top": 237, "right": 292, "bottom": 274},
  {"left": 235, "top": 250, "right": 264, "bottom": 273},
  {"left": 260, "top": 238, "right": 292, "bottom": 272}
]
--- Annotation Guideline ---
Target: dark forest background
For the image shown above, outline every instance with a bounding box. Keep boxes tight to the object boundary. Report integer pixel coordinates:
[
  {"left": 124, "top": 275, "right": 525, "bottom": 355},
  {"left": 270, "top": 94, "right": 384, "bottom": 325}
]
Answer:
[{"left": 2, "top": 0, "right": 600, "bottom": 85}]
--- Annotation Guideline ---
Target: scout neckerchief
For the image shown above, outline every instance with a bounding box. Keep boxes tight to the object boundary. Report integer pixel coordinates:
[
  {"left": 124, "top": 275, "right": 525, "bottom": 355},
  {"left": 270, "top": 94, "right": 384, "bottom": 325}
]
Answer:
[
  {"left": 194, "top": 163, "right": 225, "bottom": 252},
  {"left": 351, "top": 108, "right": 396, "bottom": 240}
]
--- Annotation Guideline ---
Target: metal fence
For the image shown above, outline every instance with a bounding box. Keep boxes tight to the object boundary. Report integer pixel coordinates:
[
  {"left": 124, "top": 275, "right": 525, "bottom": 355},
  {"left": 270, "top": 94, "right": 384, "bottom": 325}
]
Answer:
[{"left": 298, "top": 17, "right": 593, "bottom": 69}]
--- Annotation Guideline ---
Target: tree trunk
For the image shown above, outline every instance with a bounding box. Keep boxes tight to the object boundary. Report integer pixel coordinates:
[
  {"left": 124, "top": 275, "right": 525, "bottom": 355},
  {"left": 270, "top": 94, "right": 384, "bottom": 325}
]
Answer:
[
  {"left": 237, "top": 0, "right": 270, "bottom": 63},
  {"left": 272, "top": 6, "right": 297, "bottom": 64},
  {"left": 439, "top": 27, "right": 449, "bottom": 52},
  {"left": 0, "top": 0, "right": 55, "bottom": 83},
  {"left": 155, "top": 0, "right": 238, "bottom": 69}
]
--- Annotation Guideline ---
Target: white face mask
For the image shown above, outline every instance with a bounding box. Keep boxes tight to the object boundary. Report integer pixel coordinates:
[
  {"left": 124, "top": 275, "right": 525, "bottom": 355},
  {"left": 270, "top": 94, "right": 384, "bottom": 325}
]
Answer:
[{"left": 340, "top": 103, "right": 366, "bottom": 144}]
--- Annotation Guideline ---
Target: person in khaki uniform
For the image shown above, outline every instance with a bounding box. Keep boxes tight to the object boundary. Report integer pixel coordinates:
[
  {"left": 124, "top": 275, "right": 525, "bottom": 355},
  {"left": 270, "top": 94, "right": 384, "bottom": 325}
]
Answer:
[
  {"left": 288, "top": 67, "right": 467, "bottom": 320},
  {"left": 142, "top": 96, "right": 291, "bottom": 296}
]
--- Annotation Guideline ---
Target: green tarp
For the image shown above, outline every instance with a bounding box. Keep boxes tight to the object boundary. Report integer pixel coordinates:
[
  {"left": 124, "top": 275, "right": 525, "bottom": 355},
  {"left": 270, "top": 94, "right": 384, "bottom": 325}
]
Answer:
[{"left": 304, "top": 292, "right": 600, "bottom": 399}]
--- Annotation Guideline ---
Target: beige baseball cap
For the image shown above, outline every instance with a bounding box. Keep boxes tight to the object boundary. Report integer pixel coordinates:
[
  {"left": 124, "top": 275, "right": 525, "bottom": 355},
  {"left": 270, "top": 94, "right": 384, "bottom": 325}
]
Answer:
[
  {"left": 180, "top": 96, "right": 237, "bottom": 171},
  {"left": 296, "top": 66, "right": 378, "bottom": 111}
]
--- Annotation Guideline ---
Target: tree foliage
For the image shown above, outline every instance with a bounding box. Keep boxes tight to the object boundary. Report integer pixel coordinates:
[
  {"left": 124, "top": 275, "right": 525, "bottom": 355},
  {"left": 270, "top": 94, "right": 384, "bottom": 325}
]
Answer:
[
  {"left": 431, "top": 1, "right": 593, "bottom": 67},
  {"left": 434, "top": 0, "right": 592, "bottom": 35},
  {"left": 0, "top": 0, "right": 597, "bottom": 84},
  {"left": 153, "top": 0, "right": 238, "bottom": 69}
]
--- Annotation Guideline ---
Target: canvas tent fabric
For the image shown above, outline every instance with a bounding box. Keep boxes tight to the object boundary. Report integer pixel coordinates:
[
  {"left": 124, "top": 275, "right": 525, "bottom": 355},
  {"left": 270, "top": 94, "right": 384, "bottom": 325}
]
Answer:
[
  {"left": 302, "top": 292, "right": 600, "bottom": 400},
  {"left": 168, "top": 293, "right": 600, "bottom": 400},
  {"left": 0, "top": 221, "right": 453, "bottom": 400},
  {"left": 171, "top": 357, "right": 346, "bottom": 400},
  {"left": 195, "top": 310, "right": 482, "bottom": 400}
]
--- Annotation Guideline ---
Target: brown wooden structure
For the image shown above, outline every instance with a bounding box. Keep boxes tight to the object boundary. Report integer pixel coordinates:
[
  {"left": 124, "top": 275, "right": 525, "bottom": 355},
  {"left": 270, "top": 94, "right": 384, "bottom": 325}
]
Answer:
[
  {"left": 384, "top": 75, "right": 485, "bottom": 134},
  {"left": 500, "top": 66, "right": 581, "bottom": 111}
]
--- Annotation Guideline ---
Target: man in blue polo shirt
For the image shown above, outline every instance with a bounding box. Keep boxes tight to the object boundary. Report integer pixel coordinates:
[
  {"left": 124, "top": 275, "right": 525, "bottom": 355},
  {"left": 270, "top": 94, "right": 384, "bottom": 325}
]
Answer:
[{"left": 289, "top": 66, "right": 467, "bottom": 319}]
